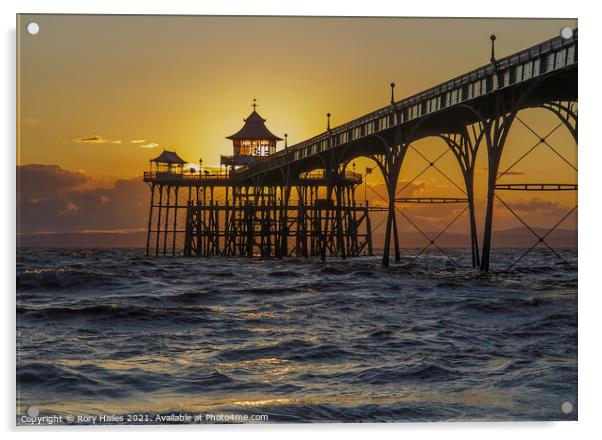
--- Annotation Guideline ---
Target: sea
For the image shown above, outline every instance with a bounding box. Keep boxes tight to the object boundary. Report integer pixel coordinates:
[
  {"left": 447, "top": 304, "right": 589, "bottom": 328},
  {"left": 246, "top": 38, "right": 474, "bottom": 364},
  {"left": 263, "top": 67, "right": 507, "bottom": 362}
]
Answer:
[{"left": 16, "top": 247, "right": 577, "bottom": 424}]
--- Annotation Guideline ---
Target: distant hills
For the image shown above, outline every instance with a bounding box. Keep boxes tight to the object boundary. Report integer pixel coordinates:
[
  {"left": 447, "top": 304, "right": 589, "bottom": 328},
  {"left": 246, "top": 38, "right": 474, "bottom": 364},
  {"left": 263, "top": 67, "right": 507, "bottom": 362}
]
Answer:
[{"left": 372, "top": 226, "right": 577, "bottom": 248}]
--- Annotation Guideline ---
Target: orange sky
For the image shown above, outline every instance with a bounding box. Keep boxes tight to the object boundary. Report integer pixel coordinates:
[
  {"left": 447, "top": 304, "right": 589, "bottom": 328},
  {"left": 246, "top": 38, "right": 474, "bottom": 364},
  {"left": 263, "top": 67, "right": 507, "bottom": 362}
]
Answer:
[{"left": 16, "top": 15, "right": 577, "bottom": 238}]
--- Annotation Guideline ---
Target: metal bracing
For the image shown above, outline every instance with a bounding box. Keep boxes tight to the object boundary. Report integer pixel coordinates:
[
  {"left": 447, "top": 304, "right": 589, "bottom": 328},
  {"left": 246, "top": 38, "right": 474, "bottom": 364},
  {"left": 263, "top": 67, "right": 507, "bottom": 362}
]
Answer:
[
  {"left": 395, "top": 197, "right": 469, "bottom": 203},
  {"left": 540, "top": 101, "right": 578, "bottom": 143},
  {"left": 375, "top": 129, "right": 478, "bottom": 267},
  {"left": 495, "top": 118, "right": 577, "bottom": 181},
  {"left": 371, "top": 130, "right": 407, "bottom": 268},
  {"left": 480, "top": 98, "right": 577, "bottom": 271},
  {"left": 439, "top": 125, "right": 484, "bottom": 267},
  {"left": 496, "top": 195, "right": 577, "bottom": 270},
  {"left": 366, "top": 176, "right": 469, "bottom": 268},
  {"left": 479, "top": 98, "right": 520, "bottom": 271},
  {"left": 177, "top": 175, "right": 371, "bottom": 259},
  {"left": 495, "top": 183, "right": 577, "bottom": 191},
  {"left": 395, "top": 202, "right": 469, "bottom": 267}
]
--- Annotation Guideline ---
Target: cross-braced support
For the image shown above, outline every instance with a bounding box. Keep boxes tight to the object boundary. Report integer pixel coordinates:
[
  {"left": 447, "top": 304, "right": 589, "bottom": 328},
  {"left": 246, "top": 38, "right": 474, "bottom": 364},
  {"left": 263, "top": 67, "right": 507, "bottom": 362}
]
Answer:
[
  {"left": 540, "top": 101, "right": 578, "bottom": 143},
  {"left": 439, "top": 124, "right": 484, "bottom": 267},
  {"left": 394, "top": 199, "right": 468, "bottom": 267},
  {"left": 479, "top": 102, "right": 518, "bottom": 271},
  {"left": 494, "top": 189, "right": 577, "bottom": 270},
  {"left": 480, "top": 97, "right": 577, "bottom": 271},
  {"left": 372, "top": 129, "right": 407, "bottom": 267}
]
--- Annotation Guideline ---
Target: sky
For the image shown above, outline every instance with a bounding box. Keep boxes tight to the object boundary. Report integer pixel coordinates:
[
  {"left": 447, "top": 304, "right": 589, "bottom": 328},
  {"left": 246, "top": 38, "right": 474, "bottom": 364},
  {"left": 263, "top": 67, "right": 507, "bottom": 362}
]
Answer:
[{"left": 16, "top": 15, "right": 577, "bottom": 246}]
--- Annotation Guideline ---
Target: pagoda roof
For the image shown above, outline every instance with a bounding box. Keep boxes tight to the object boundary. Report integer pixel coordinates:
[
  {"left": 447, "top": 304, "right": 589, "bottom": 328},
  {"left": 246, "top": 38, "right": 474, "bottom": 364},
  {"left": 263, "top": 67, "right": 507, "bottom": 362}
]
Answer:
[
  {"left": 150, "top": 150, "right": 187, "bottom": 164},
  {"left": 226, "top": 110, "right": 283, "bottom": 141}
]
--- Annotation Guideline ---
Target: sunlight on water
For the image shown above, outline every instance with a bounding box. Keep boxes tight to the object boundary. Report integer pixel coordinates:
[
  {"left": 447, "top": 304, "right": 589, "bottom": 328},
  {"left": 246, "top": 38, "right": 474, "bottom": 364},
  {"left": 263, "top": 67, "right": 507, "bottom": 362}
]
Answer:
[{"left": 16, "top": 248, "right": 577, "bottom": 423}]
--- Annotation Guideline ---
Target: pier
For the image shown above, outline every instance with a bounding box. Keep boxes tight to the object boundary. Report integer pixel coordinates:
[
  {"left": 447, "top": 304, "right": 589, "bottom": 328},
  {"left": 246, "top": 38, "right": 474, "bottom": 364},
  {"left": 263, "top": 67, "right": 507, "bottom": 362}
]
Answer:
[{"left": 144, "top": 31, "right": 577, "bottom": 271}]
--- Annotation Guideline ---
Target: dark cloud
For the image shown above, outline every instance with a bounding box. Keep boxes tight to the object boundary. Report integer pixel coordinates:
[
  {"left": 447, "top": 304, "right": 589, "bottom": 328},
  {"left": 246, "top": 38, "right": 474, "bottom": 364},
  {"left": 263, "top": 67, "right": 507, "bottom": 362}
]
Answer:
[
  {"left": 17, "top": 164, "right": 148, "bottom": 234},
  {"left": 16, "top": 165, "right": 574, "bottom": 248},
  {"left": 18, "top": 164, "right": 88, "bottom": 195}
]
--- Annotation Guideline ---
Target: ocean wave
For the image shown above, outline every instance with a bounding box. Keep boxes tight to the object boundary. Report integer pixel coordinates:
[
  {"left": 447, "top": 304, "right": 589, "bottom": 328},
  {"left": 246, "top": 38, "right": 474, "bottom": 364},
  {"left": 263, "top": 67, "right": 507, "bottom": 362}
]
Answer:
[
  {"left": 16, "top": 248, "right": 578, "bottom": 423},
  {"left": 17, "top": 268, "right": 120, "bottom": 292},
  {"left": 352, "top": 363, "right": 463, "bottom": 384},
  {"left": 267, "top": 270, "right": 300, "bottom": 278},
  {"left": 17, "top": 304, "right": 213, "bottom": 324}
]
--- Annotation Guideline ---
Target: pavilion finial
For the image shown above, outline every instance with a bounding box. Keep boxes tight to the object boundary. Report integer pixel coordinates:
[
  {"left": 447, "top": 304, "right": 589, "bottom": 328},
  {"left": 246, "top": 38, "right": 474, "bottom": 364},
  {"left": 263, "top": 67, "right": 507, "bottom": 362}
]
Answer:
[
  {"left": 327, "top": 113, "right": 331, "bottom": 131},
  {"left": 284, "top": 133, "right": 288, "bottom": 148},
  {"left": 390, "top": 82, "right": 396, "bottom": 105},
  {"left": 252, "top": 97, "right": 257, "bottom": 111}
]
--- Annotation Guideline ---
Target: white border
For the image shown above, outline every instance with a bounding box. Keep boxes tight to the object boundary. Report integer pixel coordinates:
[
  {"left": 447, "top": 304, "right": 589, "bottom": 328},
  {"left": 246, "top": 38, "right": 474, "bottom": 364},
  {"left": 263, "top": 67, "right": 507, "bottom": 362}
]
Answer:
[{"left": 3, "top": 1, "right": 600, "bottom": 439}]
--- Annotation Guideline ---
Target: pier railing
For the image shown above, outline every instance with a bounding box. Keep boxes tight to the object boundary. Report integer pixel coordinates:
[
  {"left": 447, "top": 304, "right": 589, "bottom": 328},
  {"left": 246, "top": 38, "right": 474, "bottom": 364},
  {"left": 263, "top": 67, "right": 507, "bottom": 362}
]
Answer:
[
  {"left": 300, "top": 170, "right": 362, "bottom": 183},
  {"left": 143, "top": 171, "right": 231, "bottom": 182},
  {"left": 143, "top": 169, "right": 363, "bottom": 184},
  {"left": 236, "top": 30, "right": 577, "bottom": 180}
]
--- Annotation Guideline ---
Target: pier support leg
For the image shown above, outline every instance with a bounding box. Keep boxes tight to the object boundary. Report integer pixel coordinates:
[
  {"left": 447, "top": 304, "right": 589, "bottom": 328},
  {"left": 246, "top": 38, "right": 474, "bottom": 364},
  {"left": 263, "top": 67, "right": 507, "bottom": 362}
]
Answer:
[
  {"left": 145, "top": 184, "right": 155, "bottom": 256},
  {"left": 373, "top": 130, "right": 407, "bottom": 268},
  {"left": 155, "top": 185, "right": 163, "bottom": 256},
  {"left": 335, "top": 180, "right": 346, "bottom": 259},
  {"left": 381, "top": 163, "right": 402, "bottom": 268},
  {"left": 440, "top": 126, "right": 484, "bottom": 268},
  {"left": 163, "top": 186, "right": 171, "bottom": 255},
  {"left": 480, "top": 112, "right": 516, "bottom": 272},
  {"left": 172, "top": 187, "right": 179, "bottom": 256}
]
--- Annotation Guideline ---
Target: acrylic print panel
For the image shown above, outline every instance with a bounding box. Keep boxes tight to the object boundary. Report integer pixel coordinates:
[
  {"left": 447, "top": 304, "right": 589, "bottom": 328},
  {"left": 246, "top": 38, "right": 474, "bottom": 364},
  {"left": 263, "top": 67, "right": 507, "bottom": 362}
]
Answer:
[{"left": 16, "top": 15, "right": 577, "bottom": 425}]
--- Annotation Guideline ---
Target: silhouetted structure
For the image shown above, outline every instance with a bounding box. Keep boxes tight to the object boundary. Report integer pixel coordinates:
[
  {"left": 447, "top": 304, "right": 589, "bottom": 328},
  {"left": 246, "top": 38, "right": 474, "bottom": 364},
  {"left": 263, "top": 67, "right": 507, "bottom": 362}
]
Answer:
[
  {"left": 144, "top": 104, "right": 371, "bottom": 260},
  {"left": 144, "top": 31, "right": 577, "bottom": 271}
]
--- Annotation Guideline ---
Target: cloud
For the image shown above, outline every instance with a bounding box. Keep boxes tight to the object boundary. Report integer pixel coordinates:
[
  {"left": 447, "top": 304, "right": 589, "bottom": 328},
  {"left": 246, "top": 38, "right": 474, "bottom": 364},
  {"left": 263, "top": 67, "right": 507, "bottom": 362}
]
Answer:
[
  {"left": 72, "top": 135, "right": 122, "bottom": 144},
  {"left": 141, "top": 143, "right": 159, "bottom": 148},
  {"left": 59, "top": 201, "right": 79, "bottom": 215},
  {"left": 16, "top": 164, "right": 576, "bottom": 248},
  {"left": 17, "top": 164, "right": 148, "bottom": 235},
  {"left": 365, "top": 181, "right": 427, "bottom": 207},
  {"left": 499, "top": 197, "right": 560, "bottom": 212},
  {"left": 18, "top": 164, "right": 89, "bottom": 195},
  {"left": 130, "top": 139, "right": 147, "bottom": 144}
]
